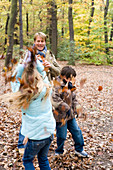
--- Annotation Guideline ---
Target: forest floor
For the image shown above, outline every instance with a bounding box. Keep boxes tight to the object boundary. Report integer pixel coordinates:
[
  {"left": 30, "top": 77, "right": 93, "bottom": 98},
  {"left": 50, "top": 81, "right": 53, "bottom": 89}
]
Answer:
[{"left": 0, "top": 60, "right": 113, "bottom": 170}]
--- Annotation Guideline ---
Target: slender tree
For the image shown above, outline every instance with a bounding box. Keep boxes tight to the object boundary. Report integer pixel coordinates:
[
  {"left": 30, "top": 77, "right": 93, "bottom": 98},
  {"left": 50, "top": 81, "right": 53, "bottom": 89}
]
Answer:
[
  {"left": 68, "top": 0, "right": 74, "bottom": 42},
  {"left": 4, "top": 0, "right": 11, "bottom": 54},
  {"left": 109, "top": 14, "right": 113, "bottom": 41},
  {"left": 5, "top": 0, "right": 17, "bottom": 67},
  {"left": 68, "top": 0, "right": 75, "bottom": 65},
  {"left": 19, "top": 0, "right": 23, "bottom": 49},
  {"left": 26, "top": 11, "right": 29, "bottom": 36},
  {"left": 61, "top": 0, "right": 65, "bottom": 37},
  {"left": 88, "top": 0, "right": 95, "bottom": 36},
  {"left": 46, "top": 0, "right": 53, "bottom": 47},
  {"left": 46, "top": 0, "right": 57, "bottom": 56},
  {"left": 104, "top": 0, "right": 109, "bottom": 55},
  {"left": 4, "top": 14, "right": 10, "bottom": 52},
  {"left": 51, "top": 0, "right": 57, "bottom": 56}
]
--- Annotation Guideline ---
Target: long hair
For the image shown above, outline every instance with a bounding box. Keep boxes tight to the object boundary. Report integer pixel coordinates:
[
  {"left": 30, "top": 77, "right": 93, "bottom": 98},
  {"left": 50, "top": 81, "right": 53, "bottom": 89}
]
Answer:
[{"left": 0, "top": 47, "right": 51, "bottom": 110}]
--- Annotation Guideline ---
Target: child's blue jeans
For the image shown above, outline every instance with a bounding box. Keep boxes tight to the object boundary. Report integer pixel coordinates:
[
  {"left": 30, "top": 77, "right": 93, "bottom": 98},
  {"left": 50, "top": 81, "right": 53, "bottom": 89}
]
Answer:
[
  {"left": 18, "top": 125, "right": 25, "bottom": 149},
  {"left": 56, "top": 118, "right": 84, "bottom": 154},
  {"left": 23, "top": 135, "right": 53, "bottom": 170}
]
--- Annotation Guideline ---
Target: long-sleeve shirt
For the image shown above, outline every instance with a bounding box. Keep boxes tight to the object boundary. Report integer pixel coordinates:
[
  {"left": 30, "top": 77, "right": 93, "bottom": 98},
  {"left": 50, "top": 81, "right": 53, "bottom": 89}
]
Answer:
[{"left": 11, "top": 59, "right": 55, "bottom": 140}]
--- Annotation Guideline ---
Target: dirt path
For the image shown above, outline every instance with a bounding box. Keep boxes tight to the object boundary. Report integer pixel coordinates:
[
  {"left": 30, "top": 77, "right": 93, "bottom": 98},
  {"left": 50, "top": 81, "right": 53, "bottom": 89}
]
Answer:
[{"left": 0, "top": 60, "right": 113, "bottom": 169}]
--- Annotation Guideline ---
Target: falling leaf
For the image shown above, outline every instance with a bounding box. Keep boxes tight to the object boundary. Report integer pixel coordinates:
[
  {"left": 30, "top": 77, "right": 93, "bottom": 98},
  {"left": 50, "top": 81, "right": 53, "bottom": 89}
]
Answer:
[
  {"left": 98, "top": 86, "right": 103, "bottom": 91},
  {"left": 6, "top": 73, "right": 17, "bottom": 83},
  {"left": 7, "top": 63, "right": 13, "bottom": 71},
  {"left": 53, "top": 79, "right": 61, "bottom": 87},
  {"left": 2, "top": 66, "right": 7, "bottom": 73},
  {"left": 76, "top": 105, "right": 82, "bottom": 115},
  {"left": 80, "top": 78, "right": 87, "bottom": 89},
  {"left": 0, "top": 54, "right": 5, "bottom": 59},
  {"left": 40, "top": 55, "right": 45, "bottom": 62},
  {"left": 27, "top": 90, "right": 32, "bottom": 93},
  {"left": 11, "top": 58, "right": 18, "bottom": 64},
  {"left": 62, "top": 86, "right": 68, "bottom": 93},
  {"left": 71, "top": 86, "right": 76, "bottom": 92},
  {"left": 43, "top": 67, "right": 49, "bottom": 72},
  {"left": 54, "top": 110, "right": 59, "bottom": 116},
  {"left": 61, "top": 118, "right": 66, "bottom": 126},
  {"left": 61, "top": 105, "right": 66, "bottom": 112}
]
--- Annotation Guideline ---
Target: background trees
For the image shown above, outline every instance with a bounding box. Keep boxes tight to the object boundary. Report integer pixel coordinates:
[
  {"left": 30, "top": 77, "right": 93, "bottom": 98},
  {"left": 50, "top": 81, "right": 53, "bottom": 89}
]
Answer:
[
  {"left": 5, "top": 0, "right": 17, "bottom": 66},
  {"left": 0, "top": 0, "right": 113, "bottom": 65}
]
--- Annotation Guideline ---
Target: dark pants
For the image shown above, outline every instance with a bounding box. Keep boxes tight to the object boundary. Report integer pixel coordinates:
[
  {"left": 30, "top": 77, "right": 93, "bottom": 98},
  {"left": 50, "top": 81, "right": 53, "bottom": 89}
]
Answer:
[
  {"left": 23, "top": 136, "right": 53, "bottom": 170},
  {"left": 56, "top": 118, "right": 84, "bottom": 154},
  {"left": 18, "top": 126, "right": 25, "bottom": 149}
]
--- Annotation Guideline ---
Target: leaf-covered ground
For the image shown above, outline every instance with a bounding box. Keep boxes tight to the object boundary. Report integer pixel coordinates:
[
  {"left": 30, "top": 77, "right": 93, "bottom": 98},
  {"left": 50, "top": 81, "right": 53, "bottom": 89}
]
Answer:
[{"left": 0, "top": 60, "right": 113, "bottom": 170}]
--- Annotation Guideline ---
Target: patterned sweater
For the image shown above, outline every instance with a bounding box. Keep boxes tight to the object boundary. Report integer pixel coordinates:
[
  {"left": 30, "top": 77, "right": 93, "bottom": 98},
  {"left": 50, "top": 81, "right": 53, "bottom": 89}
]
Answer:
[{"left": 52, "top": 76, "right": 78, "bottom": 123}]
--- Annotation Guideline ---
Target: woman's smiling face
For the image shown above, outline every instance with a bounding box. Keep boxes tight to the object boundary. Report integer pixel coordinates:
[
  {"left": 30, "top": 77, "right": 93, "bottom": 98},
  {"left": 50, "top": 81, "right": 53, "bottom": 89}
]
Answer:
[{"left": 34, "top": 36, "right": 46, "bottom": 51}]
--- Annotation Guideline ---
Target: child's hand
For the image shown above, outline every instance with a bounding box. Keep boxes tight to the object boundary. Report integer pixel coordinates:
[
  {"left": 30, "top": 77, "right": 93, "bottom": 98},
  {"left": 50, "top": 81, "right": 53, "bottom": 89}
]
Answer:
[
  {"left": 43, "top": 60, "right": 51, "bottom": 68},
  {"left": 76, "top": 105, "right": 82, "bottom": 117},
  {"left": 23, "top": 136, "right": 28, "bottom": 145}
]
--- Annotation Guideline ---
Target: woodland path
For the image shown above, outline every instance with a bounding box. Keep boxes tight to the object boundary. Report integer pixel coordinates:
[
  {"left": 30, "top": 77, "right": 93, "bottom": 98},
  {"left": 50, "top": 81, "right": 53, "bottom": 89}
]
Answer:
[{"left": 0, "top": 60, "right": 113, "bottom": 170}]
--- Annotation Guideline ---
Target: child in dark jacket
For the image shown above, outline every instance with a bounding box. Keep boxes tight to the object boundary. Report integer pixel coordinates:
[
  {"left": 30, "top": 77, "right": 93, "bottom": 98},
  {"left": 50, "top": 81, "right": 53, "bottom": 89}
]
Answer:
[{"left": 52, "top": 66, "right": 88, "bottom": 157}]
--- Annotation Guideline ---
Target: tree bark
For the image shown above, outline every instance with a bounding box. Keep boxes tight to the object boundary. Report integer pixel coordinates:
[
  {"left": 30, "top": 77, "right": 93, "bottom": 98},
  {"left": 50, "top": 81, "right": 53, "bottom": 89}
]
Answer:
[
  {"left": 68, "top": 0, "right": 75, "bottom": 65},
  {"left": 19, "top": 0, "right": 23, "bottom": 49},
  {"left": 104, "top": 0, "right": 109, "bottom": 55},
  {"left": 46, "top": 0, "right": 57, "bottom": 56},
  {"left": 26, "top": 12, "right": 29, "bottom": 36},
  {"left": 46, "top": 1, "right": 52, "bottom": 47},
  {"left": 88, "top": 0, "right": 95, "bottom": 36},
  {"left": 68, "top": 0, "right": 74, "bottom": 41},
  {"left": 51, "top": 0, "right": 57, "bottom": 57},
  {"left": 61, "top": 0, "right": 65, "bottom": 37},
  {"left": 4, "top": 14, "right": 10, "bottom": 52},
  {"left": 5, "top": 0, "right": 17, "bottom": 67},
  {"left": 4, "top": 0, "right": 11, "bottom": 53},
  {"left": 109, "top": 15, "right": 113, "bottom": 41}
]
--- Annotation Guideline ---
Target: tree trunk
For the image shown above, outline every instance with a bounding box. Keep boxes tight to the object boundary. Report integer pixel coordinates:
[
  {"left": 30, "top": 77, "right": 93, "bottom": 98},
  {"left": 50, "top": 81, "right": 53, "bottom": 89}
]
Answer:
[
  {"left": 26, "top": 12, "right": 29, "bottom": 36},
  {"left": 104, "top": 0, "right": 109, "bottom": 55},
  {"left": 68, "top": 0, "right": 74, "bottom": 41},
  {"left": 46, "top": 1, "right": 52, "bottom": 47},
  {"left": 4, "top": 0, "right": 11, "bottom": 53},
  {"left": 88, "top": 0, "right": 95, "bottom": 36},
  {"left": 4, "top": 14, "right": 10, "bottom": 53},
  {"left": 61, "top": 0, "right": 65, "bottom": 37},
  {"left": 19, "top": 0, "right": 23, "bottom": 49},
  {"left": 5, "top": 0, "right": 17, "bottom": 67},
  {"left": 51, "top": 0, "right": 57, "bottom": 57},
  {"left": 109, "top": 15, "right": 113, "bottom": 41},
  {"left": 46, "top": 0, "right": 57, "bottom": 55},
  {"left": 68, "top": 0, "right": 75, "bottom": 65}
]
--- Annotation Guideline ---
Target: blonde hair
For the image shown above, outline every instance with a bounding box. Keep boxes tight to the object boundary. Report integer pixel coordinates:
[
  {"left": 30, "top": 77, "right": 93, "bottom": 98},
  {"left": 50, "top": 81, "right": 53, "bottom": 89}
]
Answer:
[
  {"left": 34, "top": 32, "right": 46, "bottom": 41},
  {"left": 0, "top": 65, "right": 51, "bottom": 110}
]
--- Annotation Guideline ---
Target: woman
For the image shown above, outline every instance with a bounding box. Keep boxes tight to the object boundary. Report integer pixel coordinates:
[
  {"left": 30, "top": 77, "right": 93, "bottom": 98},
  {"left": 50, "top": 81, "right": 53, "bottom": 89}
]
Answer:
[{"left": 23, "top": 32, "right": 61, "bottom": 81}]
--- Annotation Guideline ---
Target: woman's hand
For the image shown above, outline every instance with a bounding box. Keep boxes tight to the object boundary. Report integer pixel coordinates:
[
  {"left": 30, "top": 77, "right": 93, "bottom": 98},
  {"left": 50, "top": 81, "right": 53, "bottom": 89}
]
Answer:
[{"left": 43, "top": 60, "right": 51, "bottom": 68}]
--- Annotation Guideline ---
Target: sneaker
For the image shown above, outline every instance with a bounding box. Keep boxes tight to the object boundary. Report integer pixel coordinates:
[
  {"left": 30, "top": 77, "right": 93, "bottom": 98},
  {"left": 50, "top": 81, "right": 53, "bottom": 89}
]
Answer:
[{"left": 75, "top": 150, "right": 89, "bottom": 158}]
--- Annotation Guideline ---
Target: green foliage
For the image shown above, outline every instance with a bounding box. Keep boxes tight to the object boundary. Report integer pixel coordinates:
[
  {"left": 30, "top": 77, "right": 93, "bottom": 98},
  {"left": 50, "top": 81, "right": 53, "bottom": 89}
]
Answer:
[
  {"left": 57, "top": 38, "right": 70, "bottom": 61},
  {"left": 0, "top": 0, "right": 113, "bottom": 65}
]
